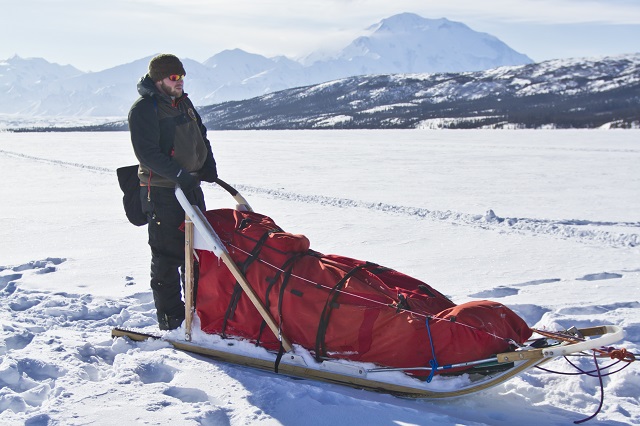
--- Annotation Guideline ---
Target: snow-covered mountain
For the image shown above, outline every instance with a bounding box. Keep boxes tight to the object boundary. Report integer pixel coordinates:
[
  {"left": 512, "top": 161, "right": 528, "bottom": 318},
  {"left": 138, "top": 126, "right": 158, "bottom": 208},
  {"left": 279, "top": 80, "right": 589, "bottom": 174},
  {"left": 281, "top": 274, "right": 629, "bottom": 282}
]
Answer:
[
  {"left": 0, "top": 55, "right": 84, "bottom": 115},
  {"left": 196, "top": 53, "right": 640, "bottom": 130},
  {"left": 0, "top": 13, "right": 532, "bottom": 117},
  {"left": 304, "top": 13, "right": 531, "bottom": 75}
]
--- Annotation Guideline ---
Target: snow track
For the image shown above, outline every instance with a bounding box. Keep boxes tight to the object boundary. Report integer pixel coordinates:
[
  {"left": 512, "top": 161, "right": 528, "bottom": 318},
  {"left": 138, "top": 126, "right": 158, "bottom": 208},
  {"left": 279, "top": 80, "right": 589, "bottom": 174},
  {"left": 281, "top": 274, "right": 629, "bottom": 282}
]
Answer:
[
  {"left": 1, "top": 148, "right": 638, "bottom": 248},
  {"left": 232, "top": 184, "right": 640, "bottom": 248},
  {"left": 0, "top": 149, "right": 111, "bottom": 173}
]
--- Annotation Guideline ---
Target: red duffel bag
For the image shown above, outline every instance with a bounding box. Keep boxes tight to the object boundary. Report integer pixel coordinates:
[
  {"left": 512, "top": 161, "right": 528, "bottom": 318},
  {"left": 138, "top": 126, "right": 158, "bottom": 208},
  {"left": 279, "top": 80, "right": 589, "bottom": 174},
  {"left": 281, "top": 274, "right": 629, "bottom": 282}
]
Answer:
[{"left": 196, "top": 209, "right": 532, "bottom": 373}]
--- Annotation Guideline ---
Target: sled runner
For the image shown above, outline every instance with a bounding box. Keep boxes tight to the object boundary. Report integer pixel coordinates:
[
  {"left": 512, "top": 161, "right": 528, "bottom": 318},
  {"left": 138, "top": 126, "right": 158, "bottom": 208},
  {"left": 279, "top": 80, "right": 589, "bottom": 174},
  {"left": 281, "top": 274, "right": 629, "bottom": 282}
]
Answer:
[
  {"left": 113, "top": 181, "right": 635, "bottom": 421},
  {"left": 113, "top": 324, "right": 624, "bottom": 399}
]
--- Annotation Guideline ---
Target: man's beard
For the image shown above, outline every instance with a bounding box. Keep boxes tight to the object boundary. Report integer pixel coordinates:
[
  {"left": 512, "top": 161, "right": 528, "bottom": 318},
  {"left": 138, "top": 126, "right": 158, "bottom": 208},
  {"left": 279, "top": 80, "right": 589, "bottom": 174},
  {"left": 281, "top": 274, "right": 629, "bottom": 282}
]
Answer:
[{"left": 159, "top": 81, "right": 183, "bottom": 98}]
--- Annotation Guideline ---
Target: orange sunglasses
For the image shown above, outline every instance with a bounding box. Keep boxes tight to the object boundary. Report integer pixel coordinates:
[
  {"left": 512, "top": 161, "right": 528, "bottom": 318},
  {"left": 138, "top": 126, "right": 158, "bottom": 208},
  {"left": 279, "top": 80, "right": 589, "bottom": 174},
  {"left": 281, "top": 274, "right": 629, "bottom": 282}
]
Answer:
[{"left": 168, "top": 74, "right": 185, "bottom": 81}]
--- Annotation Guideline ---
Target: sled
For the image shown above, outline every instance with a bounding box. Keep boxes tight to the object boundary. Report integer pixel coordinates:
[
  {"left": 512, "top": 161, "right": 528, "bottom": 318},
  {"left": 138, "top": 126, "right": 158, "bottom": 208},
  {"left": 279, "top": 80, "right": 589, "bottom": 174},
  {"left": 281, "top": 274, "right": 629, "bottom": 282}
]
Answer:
[{"left": 112, "top": 180, "right": 634, "bottom": 403}]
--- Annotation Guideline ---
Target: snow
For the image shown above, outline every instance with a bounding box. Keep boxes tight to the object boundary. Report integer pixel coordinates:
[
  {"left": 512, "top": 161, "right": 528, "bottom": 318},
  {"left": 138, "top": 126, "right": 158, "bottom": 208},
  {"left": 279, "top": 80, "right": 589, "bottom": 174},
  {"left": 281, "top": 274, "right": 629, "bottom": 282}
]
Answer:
[
  {"left": 0, "top": 129, "right": 639, "bottom": 425},
  {"left": 312, "top": 115, "right": 353, "bottom": 128},
  {"left": 360, "top": 104, "right": 416, "bottom": 114}
]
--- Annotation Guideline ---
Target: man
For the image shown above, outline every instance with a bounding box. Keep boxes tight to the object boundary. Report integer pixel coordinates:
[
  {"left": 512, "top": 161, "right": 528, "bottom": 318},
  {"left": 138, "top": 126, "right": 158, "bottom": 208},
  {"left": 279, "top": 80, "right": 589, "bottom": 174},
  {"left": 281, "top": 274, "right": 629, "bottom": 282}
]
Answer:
[{"left": 128, "top": 54, "right": 217, "bottom": 330}]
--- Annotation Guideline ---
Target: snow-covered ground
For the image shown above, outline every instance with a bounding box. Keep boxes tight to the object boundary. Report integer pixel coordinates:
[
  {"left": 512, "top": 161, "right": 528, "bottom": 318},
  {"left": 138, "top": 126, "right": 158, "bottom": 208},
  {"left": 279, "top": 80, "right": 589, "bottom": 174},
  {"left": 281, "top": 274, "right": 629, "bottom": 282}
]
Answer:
[
  {"left": 0, "top": 130, "right": 638, "bottom": 425},
  {"left": 0, "top": 115, "right": 124, "bottom": 131}
]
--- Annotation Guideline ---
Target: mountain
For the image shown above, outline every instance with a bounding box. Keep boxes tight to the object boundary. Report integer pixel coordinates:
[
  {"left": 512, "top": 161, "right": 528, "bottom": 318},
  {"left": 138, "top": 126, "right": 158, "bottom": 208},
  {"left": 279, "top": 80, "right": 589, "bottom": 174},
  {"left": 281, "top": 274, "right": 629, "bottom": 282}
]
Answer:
[
  {"left": 0, "top": 55, "right": 219, "bottom": 117},
  {"left": 305, "top": 13, "right": 532, "bottom": 75},
  {"left": 199, "top": 49, "right": 304, "bottom": 103},
  {"left": 0, "top": 55, "right": 84, "bottom": 115},
  {"left": 0, "top": 13, "right": 533, "bottom": 118},
  {"left": 195, "top": 54, "right": 640, "bottom": 130}
]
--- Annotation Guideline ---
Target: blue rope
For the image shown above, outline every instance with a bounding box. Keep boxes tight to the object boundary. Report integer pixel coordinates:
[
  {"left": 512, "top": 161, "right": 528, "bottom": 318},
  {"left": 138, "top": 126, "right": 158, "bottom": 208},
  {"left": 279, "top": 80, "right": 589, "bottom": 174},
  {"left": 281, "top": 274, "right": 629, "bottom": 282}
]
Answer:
[{"left": 425, "top": 316, "right": 439, "bottom": 383}]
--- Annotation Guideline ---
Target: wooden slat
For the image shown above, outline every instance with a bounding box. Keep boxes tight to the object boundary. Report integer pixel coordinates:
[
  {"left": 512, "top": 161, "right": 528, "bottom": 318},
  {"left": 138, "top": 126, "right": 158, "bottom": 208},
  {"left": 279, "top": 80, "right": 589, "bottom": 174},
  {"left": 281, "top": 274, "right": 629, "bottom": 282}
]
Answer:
[
  {"left": 184, "top": 216, "right": 195, "bottom": 341},
  {"left": 495, "top": 349, "right": 544, "bottom": 363}
]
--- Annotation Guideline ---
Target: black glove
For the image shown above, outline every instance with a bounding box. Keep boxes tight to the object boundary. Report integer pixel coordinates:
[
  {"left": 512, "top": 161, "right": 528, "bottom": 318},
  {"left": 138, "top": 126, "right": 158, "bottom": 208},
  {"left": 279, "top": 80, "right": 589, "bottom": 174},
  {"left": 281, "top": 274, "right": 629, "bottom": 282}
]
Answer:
[
  {"left": 176, "top": 169, "right": 199, "bottom": 193},
  {"left": 199, "top": 156, "right": 218, "bottom": 183}
]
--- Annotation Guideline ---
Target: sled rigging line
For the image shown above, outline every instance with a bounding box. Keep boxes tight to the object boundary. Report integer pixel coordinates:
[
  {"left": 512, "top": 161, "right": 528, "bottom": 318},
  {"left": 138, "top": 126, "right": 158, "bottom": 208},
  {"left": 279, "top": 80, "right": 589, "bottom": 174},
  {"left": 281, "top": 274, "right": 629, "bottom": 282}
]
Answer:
[
  {"left": 529, "top": 327, "right": 636, "bottom": 424},
  {"left": 539, "top": 351, "right": 630, "bottom": 425},
  {"left": 224, "top": 239, "right": 518, "bottom": 345}
]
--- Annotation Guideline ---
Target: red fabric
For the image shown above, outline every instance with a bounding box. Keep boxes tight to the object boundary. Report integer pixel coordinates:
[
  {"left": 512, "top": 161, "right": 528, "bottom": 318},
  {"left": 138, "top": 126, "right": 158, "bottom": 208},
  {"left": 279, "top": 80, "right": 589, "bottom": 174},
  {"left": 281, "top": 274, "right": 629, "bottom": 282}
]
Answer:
[{"left": 196, "top": 209, "right": 532, "bottom": 374}]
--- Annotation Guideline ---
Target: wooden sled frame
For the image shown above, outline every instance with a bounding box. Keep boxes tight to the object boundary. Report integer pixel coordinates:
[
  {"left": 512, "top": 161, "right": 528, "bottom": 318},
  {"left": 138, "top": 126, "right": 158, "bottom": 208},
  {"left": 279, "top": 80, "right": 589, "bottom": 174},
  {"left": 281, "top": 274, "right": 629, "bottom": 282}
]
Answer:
[{"left": 176, "top": 182, "right": 292, "bottom": 351}]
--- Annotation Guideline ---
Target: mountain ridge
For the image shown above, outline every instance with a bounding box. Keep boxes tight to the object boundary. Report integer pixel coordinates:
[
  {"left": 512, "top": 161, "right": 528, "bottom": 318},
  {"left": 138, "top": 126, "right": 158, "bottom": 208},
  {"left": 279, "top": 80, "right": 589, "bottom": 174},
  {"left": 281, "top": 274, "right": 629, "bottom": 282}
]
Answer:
[
  {"left": 194, "top": 53, "right": 640, "bottom": 130},
  {"left": 11, "top": 53, "right": 639, "bottom": 131},
  {"left": 1, "top": 13, "right": 532, "bottom": 117}
]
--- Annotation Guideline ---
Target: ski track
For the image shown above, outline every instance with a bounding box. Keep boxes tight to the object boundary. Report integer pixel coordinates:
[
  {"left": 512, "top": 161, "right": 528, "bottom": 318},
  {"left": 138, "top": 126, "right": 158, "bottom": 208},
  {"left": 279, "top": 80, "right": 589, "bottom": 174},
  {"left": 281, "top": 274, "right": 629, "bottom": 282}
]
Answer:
[
  {"left": 471, "top": 271, "right": 629, "bottom": 299},
  {"left": 1, "top": 148, "right": 638, "bottom": 248},
  {"left": 233, "top": 185, "right": 640, "bottom": 248}
]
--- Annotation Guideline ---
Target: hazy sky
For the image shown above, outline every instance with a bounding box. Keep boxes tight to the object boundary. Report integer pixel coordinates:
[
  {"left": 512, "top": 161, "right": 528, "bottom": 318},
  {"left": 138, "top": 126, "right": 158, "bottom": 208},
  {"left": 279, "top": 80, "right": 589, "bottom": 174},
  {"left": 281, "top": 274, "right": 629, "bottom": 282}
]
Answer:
[{"left": 5, "top": 0, "right": 640, "bottom": 72}]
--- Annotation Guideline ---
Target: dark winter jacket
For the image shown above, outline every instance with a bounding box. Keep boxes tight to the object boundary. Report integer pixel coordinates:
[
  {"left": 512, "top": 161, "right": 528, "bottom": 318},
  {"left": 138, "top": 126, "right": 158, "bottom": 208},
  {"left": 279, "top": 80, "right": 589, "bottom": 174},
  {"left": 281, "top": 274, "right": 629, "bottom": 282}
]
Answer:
[{"left": 128, "top": 75, "right": 216, "bottom": 188}]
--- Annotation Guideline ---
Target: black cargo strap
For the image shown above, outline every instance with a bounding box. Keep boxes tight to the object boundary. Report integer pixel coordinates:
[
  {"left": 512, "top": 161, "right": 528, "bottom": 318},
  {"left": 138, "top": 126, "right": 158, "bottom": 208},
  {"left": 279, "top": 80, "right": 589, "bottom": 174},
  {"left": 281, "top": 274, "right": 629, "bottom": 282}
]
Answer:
[
  {"left": 273, "top": 265, "right": 295, "bottom": 374},
  {"left": 314, "top": 264, "right": 366, "bottom": 362},
  {"left": 274, "top": 343, "right": 285, "bottom": 374},
  {"left": 256, "top": 253, "right": 302, "bottom": 345},
  {"left": 221, "top": 231, "right": 272, "bottom": 338},
  {"left": 268, "top": 253, "right": 305, "bottom": 373}
]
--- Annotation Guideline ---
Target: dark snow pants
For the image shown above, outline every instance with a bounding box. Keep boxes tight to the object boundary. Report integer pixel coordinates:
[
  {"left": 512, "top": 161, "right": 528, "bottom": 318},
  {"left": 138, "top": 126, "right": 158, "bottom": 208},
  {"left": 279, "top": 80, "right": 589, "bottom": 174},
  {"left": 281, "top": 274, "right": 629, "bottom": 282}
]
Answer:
[{"left": 140, "top": 185, "right": 206, "bottom": 330}]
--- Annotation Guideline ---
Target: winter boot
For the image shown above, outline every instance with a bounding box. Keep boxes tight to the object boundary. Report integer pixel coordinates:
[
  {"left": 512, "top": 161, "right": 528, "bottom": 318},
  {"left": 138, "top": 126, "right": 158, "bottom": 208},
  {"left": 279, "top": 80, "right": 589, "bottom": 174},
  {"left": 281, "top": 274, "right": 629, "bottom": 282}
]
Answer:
[{"left": 157, "top": 311, "right": 185, "bottom": 331}]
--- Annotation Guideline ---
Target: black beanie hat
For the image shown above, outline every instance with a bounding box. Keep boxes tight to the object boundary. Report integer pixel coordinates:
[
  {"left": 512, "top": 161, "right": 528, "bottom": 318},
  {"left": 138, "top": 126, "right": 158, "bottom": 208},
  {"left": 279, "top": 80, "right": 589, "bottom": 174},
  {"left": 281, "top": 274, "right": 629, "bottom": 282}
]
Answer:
[{"left": 148, "top": 54, "right": 186, "bottom": 82}]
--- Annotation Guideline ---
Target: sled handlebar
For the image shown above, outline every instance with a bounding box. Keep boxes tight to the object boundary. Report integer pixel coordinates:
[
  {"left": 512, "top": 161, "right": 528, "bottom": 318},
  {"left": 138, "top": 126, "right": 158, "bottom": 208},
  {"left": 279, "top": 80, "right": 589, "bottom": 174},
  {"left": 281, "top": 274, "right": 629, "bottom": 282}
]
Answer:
[
  {"left": 213, "top": 177, "right": 239, "bottom": 196},
  {"left": 213, "top": 178, "right": 254, "bottom": 212}
]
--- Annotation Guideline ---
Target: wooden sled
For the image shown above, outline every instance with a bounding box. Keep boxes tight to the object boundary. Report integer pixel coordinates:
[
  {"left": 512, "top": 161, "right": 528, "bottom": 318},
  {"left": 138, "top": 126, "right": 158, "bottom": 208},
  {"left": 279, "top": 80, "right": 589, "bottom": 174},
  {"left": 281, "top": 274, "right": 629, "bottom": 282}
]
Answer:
[{"left": 111, "top": 181, "right": 628, "bottom": 400}]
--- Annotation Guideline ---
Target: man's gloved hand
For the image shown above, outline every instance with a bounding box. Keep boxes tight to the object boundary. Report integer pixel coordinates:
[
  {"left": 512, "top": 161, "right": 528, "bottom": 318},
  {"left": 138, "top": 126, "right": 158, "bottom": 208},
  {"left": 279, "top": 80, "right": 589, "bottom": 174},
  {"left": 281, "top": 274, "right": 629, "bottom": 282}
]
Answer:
[
  {"left": 199, "top": 164, "right": 218, "bottom": 183},
  {"left": 199, "top": 156, "right": 218, "bottom": 183},
  {"left": 176, "top": 169, "right": 199, "bottom": 193}
]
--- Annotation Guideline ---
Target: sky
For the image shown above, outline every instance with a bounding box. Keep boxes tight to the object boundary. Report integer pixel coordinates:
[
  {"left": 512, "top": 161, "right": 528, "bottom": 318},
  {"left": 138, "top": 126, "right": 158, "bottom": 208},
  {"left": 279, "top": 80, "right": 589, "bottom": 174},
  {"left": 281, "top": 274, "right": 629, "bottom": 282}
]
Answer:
[{"left": 4, "top": 0, "right": 640, "bottom": 72}]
